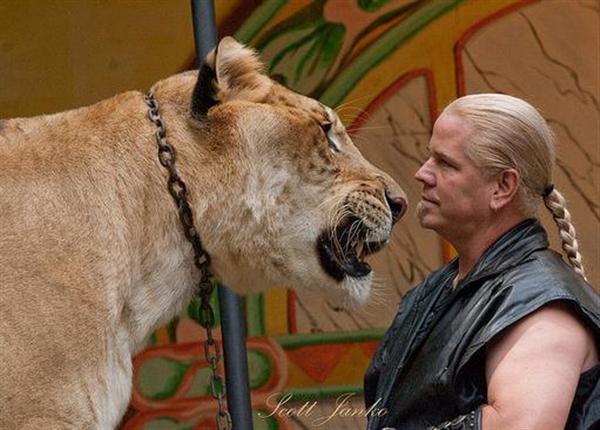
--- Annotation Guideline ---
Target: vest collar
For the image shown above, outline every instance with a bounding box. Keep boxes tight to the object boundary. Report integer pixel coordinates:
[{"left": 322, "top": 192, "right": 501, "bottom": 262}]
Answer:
[{"left": 453, "top": 218, "right": 549, "bottom": 290}]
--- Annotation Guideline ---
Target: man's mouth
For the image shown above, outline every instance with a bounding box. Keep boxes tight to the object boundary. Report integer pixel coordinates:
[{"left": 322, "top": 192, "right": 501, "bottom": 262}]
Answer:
[
  {"left": 316, "top": 216, "right": 386, "bottom": 281},
  {"left": 421, "top": 194, "right": 438, "bottom": 204}
]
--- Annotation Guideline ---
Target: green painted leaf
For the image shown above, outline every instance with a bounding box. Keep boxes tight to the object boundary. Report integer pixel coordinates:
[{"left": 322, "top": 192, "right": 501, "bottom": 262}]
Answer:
[
  {"left": 144, "top": 417, "right": 194, "bottom": 430},
  {"left": 138, "top": 358, "right": 191, "bottom": 400},
  {"left": 253, "top": 409, "right": 279, "bottom": 430},
  {"left": 247, "top": 350, "right": 272, "bottom": 389},
  {"left": 185, "top": 367, "right": 212, "bottom": 397},
  {"left": 254, "top": 0, "right": 327, "bottom": 50},
  {"left": 358, "top": 0, "right": 394, "bottom": 12}
]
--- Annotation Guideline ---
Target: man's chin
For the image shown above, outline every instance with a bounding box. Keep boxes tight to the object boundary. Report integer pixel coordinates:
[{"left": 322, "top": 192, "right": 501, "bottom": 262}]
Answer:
[
  {"left": 417, "top": 215, "right": 445, "bottom": 234},
  {"left": 416, "top": 213, "right": 434, "bottom": 229},
  {"left": 416, "top": 204, "right": 440, "bottom": 230}
]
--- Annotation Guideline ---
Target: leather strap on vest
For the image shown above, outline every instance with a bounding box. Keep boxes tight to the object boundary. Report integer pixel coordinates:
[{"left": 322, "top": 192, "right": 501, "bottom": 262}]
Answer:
[
  {"left": 429, "top": 408, "right": 481, "bottom": 430},
  {"left": 379, "top": 408, "right": 481, "bottom": 430}
]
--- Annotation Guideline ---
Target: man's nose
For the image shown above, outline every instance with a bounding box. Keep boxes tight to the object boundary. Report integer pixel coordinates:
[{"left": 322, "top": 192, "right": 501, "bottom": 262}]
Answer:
[{"left": 415, "top": 158, "right": 435, "bottom": 186}]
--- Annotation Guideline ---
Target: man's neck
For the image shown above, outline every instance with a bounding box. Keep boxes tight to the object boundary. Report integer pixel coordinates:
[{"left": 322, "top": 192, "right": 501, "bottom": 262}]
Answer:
[{"left": 450, "top": 215, "right": 527, "bottom": 288}]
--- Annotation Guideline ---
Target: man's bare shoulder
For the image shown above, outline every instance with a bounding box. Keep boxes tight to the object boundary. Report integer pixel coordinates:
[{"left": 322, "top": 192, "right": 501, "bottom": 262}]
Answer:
[
  {"left": 491, "top": 301, "right": 598, "bottom": 371},
  {"left": 482, "top": 300, "right": 598, "bottom": 429}
]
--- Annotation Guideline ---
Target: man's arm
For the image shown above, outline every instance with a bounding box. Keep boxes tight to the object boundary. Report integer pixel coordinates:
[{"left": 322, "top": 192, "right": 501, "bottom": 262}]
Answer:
[{"left": 481, "top": 302, "right": 598, "bottom": 429}]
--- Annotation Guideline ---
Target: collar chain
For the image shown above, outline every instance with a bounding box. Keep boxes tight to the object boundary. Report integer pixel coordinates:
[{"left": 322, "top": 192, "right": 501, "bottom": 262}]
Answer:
[{"left": 143, "top": 91, "right": 232, "bottom": 430}]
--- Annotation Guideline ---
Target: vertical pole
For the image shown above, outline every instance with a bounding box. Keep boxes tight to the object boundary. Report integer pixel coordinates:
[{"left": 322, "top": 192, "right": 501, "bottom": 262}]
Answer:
[
  {"left": 217, "top": 288, "right": 254, "bottom": 429},
  {"left": 190, "top": 1, "right": 254, "bottom": 429}
]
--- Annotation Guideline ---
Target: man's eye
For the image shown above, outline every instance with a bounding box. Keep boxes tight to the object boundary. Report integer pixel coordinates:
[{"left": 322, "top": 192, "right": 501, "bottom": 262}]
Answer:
[{"left": 439, "top": 159, "right": 454, "bottom": 168}]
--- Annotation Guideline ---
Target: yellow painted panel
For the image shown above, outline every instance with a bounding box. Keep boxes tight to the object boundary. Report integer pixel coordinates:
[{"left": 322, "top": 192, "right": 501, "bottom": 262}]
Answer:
[
  {"left": 154, "top": 327, "right": 171, "bottom": 346},
  {"left": 264, "top": 288, "right": 289, "bottom": 336},
  {"left": 323, "top": 346, "right": 370, "bottom": 385},
  {"left": 286, "top": 356, "right": 315, "bottom": 387},
  {"left": 0, "top": 0, "right": 245, "bottom": 118}
]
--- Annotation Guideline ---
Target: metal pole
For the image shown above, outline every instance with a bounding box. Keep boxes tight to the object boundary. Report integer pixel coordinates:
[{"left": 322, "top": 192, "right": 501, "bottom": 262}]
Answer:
[
  {"left": 190, "top": 1, "right": 254, "bottom": 429},
  {"left": 191, "top": 0, "right": 217, "bottom": 66},
  {"left": 217, "top": 288, "right": 254, "bottom": 428}
]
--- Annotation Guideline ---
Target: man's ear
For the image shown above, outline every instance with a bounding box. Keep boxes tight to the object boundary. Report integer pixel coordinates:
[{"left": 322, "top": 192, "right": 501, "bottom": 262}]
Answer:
[
  {"left": 191, "top": 37, "right": 266, "bottom": 119},
  {"left": 490, "top": 169, "right": 520, "bottom": 211}
]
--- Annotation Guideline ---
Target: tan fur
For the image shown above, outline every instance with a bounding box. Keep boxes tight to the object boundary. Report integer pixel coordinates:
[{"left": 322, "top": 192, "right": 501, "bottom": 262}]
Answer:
[{"left": 0, "top": 38, "right": 406, "bottom": 429}]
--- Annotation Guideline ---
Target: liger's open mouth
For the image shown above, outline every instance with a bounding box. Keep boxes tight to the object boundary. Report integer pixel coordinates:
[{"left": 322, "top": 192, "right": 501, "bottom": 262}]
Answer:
[{"left": 317, "top": 216, "right": 387, "bottom": 281}]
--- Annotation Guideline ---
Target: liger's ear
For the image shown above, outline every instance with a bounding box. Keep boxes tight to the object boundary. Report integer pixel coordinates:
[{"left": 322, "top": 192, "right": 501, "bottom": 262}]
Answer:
[
  {"left": 191, "top": 37, "right": 266, "bottom": 119},
  {"left": 213, "top": 37, "right": 264, "bottom": 90}
]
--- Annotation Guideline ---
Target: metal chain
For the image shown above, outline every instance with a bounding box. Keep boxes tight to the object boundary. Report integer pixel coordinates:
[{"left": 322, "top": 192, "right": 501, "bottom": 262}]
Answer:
[{"left": 143, "top": 91, "right": 232, "bottom": 430}]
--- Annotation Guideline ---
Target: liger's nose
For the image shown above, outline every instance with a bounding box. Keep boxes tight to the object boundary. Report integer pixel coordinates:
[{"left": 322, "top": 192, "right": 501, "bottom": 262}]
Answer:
[{"left": 386, "top": 192, "right": 407, "bottom": 224}]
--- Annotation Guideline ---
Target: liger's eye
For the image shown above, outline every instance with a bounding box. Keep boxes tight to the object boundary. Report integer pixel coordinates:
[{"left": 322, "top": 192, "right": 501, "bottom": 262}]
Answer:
[{"left": 321, "top": 121, "right": 340, "bottom": 152}]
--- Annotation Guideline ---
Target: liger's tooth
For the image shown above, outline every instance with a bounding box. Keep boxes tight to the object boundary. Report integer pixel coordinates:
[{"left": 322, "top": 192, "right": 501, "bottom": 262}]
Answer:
[{"left": 357, "top": 240, "right": 366, "bottom": 259}]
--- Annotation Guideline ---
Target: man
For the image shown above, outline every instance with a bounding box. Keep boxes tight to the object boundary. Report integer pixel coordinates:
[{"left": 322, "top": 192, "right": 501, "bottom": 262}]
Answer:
[{"left": 365, "top": 94, "right": 600, "bottom": 430}]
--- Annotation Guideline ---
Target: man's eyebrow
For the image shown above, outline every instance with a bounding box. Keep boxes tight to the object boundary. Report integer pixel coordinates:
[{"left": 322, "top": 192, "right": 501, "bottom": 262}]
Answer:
[{"left": 429, "top": 146, "right": 460, "bottom": 165}]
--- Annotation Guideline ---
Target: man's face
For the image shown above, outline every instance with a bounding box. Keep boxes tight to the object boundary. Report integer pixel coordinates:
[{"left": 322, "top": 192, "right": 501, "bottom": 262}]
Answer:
[{"left": 415, "top": 113, "right": 495, "bottom": 239}]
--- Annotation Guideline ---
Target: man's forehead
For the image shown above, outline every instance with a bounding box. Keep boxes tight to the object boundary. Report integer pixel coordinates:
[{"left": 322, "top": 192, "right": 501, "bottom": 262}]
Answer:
[
  {"left": 430, "top": 113, "right": 471, "bottom": 152},
  {"left": 433, "top": 112, "right": 471, "bottom": 137}
]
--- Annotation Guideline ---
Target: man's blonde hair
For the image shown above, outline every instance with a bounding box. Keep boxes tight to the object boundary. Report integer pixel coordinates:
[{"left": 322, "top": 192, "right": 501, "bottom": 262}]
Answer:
[{"left": 444, "top": 93, "right": 586, "bottom": 280}]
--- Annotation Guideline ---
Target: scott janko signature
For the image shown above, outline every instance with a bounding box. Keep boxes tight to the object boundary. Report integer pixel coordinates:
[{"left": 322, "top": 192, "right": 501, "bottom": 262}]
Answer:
[{"left": 259, "top": 392, "right": 388, "bottom": 426}]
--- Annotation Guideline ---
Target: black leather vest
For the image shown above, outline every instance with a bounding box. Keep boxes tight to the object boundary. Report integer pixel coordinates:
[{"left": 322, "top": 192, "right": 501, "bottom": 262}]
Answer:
[{"left": 364, "top": 219, "right": 600, "bottom": 430}]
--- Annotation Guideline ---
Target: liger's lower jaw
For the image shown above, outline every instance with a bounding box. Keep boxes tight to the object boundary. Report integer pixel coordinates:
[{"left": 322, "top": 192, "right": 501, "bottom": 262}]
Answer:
[
  {"left": 316, "top": 216, "right": 387, "bottom": 282},
  {"left": 317, "top": 233, "right": 371, "bottom": 281}
]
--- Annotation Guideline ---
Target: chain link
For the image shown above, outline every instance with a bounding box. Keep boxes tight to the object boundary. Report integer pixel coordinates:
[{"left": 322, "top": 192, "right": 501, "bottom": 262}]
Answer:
[{"left": 143, "top": 91, "right": 232, "bottom": 430}]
